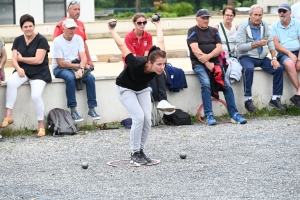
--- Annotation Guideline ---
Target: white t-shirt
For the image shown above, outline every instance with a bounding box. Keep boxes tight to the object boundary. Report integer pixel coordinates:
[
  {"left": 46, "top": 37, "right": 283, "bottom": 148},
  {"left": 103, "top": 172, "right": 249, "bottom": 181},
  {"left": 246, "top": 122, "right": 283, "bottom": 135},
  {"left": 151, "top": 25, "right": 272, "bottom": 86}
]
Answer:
[
  {"left": 216, "top": 22, "right": 237, "bottom": 59},
  {"left": 291, "top": 2, "right": 300, "bottom": 20},
  {"left": 52, "top": 34, "right": 84, "bottom": 69}
]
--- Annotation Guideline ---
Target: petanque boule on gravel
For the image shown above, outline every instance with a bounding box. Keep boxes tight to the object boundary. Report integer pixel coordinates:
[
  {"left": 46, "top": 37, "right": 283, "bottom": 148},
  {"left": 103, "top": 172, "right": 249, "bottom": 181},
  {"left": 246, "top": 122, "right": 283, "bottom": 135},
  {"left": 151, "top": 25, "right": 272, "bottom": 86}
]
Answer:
[
  {"left": 180, "top": 152, "right": 187, "bottom": 159},
  {"left": 81, "top": 162, "right": 89, "bottom": 169},
  {"left": 109, "top": 21, "right": 116, "bottom": 28}
]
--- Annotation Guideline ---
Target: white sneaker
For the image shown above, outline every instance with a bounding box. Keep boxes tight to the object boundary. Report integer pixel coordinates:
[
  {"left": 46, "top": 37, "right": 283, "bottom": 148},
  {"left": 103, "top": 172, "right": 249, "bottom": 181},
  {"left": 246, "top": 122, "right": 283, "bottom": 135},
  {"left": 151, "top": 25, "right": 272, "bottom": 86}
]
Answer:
[
  {"left": 156, "top": 100, "right": 175, "bottom": 112},
  {"left": 164, "top": 110, "right": 176, "bottom": 115}
]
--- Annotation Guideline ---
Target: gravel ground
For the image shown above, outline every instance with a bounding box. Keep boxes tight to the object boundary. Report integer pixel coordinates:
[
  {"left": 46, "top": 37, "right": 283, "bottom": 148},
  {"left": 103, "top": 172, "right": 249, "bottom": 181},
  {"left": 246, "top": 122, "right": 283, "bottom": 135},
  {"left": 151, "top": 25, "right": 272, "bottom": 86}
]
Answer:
[{"left": 0, "top": 116, "right": 300, "bottom": 199}]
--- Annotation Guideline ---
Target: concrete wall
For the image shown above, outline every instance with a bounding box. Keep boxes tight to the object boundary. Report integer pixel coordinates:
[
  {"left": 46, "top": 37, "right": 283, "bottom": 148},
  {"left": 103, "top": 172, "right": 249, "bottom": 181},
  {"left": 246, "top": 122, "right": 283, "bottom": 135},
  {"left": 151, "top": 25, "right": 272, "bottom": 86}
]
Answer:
[{"left": 0, "top": 69, "right": 298, "bottom": 130}]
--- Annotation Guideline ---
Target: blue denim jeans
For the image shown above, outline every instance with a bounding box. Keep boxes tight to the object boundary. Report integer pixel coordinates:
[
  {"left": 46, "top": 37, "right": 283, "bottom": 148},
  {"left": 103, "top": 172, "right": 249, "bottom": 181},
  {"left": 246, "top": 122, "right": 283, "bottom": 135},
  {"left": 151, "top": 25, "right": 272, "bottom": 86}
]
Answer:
[
  {"left": 193, "top": 63, "right": 239, "bottom": 117},
  {"left": 53, "top": 67, "right": 97, "bottom": 108},
  {"left": 239, "top": 56, "right": 283, "bottom": 96}
]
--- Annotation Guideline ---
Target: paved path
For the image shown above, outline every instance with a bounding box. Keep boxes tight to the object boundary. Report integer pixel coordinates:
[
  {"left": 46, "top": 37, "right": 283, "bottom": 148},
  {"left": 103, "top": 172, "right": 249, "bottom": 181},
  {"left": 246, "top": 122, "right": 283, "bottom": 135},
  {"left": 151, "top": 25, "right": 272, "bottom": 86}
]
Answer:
[{"left": 0, "top": 116, "right": 299, "bottom": 199}]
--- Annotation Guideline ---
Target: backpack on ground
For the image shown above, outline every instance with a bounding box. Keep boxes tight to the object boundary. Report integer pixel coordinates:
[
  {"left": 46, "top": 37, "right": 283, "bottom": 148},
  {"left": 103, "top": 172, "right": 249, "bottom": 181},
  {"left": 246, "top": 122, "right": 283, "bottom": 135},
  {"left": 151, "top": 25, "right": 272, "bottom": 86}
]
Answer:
[
  {"left": 162, "top": 109, "right": 192, "bottom": 126},
  {"left": 47, "top": 108, "right": 78, "bottom": 136}
]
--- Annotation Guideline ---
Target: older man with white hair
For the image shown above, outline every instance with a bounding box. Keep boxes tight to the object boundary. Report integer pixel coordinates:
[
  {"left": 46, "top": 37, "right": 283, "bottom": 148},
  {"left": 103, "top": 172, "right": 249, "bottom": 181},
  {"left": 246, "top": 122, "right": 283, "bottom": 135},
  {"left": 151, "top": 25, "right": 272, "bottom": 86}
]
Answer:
[
  {"left": 52, "top": 18, "right": 100, "bottom": 122},
  {"left": 236, "top": 4, "right": 285, "bottom": 113}
]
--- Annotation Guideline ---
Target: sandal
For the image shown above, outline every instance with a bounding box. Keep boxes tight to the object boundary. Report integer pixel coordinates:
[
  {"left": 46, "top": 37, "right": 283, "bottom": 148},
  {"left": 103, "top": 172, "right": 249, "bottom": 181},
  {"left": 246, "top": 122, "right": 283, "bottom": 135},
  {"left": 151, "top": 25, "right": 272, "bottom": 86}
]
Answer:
[
  {"left": 0, "top": 117, "right": 14, "bottom": 128},
  {"left": 37, "top": 128, "right": 45, "bottom": 138}
]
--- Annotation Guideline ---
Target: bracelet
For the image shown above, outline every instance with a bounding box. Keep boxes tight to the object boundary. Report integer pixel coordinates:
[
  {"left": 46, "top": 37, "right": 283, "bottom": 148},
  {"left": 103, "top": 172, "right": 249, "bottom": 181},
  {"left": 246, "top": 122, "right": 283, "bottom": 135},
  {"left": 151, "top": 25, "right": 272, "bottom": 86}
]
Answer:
[{"left": 272, "top": 57, "right": 277, "bottom": 60}]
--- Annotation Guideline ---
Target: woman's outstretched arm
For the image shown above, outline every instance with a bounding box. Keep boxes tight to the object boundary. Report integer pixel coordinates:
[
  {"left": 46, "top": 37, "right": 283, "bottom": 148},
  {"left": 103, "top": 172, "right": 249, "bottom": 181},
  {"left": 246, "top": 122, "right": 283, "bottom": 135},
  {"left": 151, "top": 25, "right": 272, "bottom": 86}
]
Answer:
[
  {"left": 153, "top": 20, "right": 165, "bottom": 51},
  {"left": 108, "top": 19, "right": 131, "bottom": 58}
]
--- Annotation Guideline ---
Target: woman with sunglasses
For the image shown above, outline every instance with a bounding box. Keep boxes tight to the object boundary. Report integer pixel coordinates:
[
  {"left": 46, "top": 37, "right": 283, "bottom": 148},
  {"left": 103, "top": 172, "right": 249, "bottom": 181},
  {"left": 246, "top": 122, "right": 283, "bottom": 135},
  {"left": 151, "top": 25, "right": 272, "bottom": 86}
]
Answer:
[
  {"left": 0, "top": 14, "right": 52, "bottom": 137},
  {"left": 109, "top": 18, "right": 166, "bottom": 165},
  {"left": 123, "top": 13, "right": 175, "bottom": 116}
]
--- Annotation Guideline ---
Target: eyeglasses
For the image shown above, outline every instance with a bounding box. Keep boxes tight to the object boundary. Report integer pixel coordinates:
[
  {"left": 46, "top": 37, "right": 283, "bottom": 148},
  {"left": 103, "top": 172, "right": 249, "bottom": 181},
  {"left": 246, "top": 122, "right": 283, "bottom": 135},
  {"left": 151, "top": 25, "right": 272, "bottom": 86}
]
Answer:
[
  {"left": 224, "top": 14, "right": 234, "bottom": 18},
  {"left": 136, "top": 21, "right": 147, "bottom": 25},
  {"left": 278, "top": 9, "right": 288, "bottom": 14},
  {"left": 68, "top": 0, "right": 80, "bottom": 9}
]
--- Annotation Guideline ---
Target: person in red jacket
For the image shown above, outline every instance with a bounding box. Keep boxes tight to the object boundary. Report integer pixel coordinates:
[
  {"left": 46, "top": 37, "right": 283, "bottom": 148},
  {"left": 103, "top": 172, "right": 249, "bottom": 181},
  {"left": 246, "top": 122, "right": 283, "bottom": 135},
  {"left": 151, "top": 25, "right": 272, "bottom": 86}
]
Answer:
[
  {"left": 53, "top": 0, "right": 94, "bottom": 68},
  {"left": 123, "top": 13, "right": 175, "bottom": 114}
]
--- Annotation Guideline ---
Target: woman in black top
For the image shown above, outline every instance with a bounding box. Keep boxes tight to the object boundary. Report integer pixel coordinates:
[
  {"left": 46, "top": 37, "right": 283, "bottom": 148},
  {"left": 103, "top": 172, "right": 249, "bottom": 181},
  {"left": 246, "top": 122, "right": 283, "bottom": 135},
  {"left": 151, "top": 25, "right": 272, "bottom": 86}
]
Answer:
[
  {"left": 0, "top": 14, "right": 52, "bottom": 137},
  {"left": 109, "top": 18, "right": 166, "bottom": 165}
]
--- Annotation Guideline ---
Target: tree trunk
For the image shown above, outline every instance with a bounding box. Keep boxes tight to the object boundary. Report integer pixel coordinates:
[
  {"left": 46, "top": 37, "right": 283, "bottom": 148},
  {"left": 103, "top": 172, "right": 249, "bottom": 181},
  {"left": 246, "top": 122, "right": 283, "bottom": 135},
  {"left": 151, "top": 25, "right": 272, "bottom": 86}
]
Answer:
[
  {"left": 136, "top": 0, "right": 141, "bottom": 13},
  {"left": 227, "top": 0, "right": 235, "bottom": 7}
]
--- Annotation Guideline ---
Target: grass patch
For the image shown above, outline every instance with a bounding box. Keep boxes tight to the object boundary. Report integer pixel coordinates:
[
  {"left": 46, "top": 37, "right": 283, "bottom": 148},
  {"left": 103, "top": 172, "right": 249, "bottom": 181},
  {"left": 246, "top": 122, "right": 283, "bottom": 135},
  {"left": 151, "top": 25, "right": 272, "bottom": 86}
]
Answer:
[
  {"left": 0, "top": 127, "right": 35, "bottom": 138},
  {"left": 194, "top": 104, "right": 300, "bottom": 122},
  {"left": 79, "top": 122, "right": 99, "bottom": 131}
]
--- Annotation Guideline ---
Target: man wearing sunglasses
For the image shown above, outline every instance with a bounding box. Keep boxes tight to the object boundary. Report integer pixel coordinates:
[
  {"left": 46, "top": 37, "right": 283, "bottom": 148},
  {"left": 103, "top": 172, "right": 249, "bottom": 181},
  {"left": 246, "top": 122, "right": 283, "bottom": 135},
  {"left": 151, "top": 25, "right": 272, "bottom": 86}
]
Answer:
[
  {"left": 271, "top": 3, "right": 300, "bottom": 109},
  {"left": 53, "top": 0, "right": 94, "bottom": 69},
  {"left": 236, "top": 4, "right": 285, "bottom": 113}
]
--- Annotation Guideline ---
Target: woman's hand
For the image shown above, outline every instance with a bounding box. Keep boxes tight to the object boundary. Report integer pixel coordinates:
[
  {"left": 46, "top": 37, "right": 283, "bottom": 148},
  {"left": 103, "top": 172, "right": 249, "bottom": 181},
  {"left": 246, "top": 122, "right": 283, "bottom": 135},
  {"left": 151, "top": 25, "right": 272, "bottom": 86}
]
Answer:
[
  {"left": 17, "top": 68, "right": 26, "bottom": 77},
  {"left": 108, "top": 19, "right": 117, "bottom": 30},
  {"left": 17, "top": 51, "right": 23, "bottom": 61}
]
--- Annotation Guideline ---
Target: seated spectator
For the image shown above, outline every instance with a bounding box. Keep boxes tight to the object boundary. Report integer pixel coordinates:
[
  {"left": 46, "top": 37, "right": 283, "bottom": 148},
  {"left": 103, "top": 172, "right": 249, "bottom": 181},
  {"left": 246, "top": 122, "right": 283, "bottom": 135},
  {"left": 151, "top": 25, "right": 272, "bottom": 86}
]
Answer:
[
  {"left": 53, "top": 0, "right": 94, "bottom": 68},
  {"left": 0, "top": 14, "right": 52, "bottom": 138},
  {"left": 52, "top": 18, "right": 100, "bottom": 122},
  {"left": 187, "top": 9, "right": 247, "bottom": 125},
  {"left": 123, "top": 13, "right": 175, "bottom": 114},
  {"left": 0, "top": 37, "right": 6, "bottom": 82},
  {"left": 213, "top": 6, "right": 243, "bottom": 83},
  {"left": 271, "top": 3, "right": 300, "bottom": 108},
  {"left": 236, "top": 4, "right": 285, "bottom": 113}
]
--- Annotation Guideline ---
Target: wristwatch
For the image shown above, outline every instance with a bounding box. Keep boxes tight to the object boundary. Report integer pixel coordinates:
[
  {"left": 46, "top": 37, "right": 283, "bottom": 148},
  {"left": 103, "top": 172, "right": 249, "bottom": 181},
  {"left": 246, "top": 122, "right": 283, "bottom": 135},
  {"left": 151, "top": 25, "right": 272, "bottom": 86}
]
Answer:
[{"left": 272, "top": 57, "right": 277, "bottom": 60}]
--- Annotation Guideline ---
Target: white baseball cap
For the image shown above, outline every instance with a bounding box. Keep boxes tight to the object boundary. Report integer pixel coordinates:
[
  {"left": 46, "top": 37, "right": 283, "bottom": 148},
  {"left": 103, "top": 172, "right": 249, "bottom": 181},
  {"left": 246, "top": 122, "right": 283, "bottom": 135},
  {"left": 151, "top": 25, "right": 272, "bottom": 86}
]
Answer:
[{"left": 62, "top": 18, "right": 78, "bottom": 28}]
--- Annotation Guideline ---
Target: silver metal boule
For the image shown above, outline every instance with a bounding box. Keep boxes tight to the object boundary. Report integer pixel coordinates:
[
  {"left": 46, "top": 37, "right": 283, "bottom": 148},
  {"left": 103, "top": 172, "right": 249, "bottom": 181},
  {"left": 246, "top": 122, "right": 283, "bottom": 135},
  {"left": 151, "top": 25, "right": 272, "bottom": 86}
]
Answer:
[
  {"left": 109, "top": 21, "right": 116, "bottom": 28},
  {"left": 180, "top": 152, "right": 187, "bottom": 159},
  {"left": 82, "top": 162, "right": 89, "bottom": 169},
  {"left": 152, "top": 14, "right": 160, "bottom": 22}
]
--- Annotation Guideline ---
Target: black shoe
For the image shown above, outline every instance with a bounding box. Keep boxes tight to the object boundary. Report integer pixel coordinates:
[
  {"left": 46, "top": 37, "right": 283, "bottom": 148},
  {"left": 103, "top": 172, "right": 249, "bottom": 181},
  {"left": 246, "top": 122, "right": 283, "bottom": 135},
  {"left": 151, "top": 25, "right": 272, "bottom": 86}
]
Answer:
[
  {"left": 245, "top": 99, "right": 257, "bottom": 113},
  {"left": 131, "top": 151, "right": 147, "bottom": 165},
  {"left": 290, "top": 95, "right": 300, "bottom": 109},
  {"left": 140, "top": 149, "right": 152, "bottom": 163},
  {"left": 269, "top": 97, "right": 286, "bottom": 111}
]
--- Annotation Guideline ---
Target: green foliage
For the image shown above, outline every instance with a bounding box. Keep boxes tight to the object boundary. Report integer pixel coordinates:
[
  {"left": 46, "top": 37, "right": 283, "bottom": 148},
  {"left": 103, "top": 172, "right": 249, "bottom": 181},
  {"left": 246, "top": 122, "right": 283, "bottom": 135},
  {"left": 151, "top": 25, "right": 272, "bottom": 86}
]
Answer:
[
  {"left": 235, "top": 1, "right": 242, "bottom": 7},
  {"left": 115, "top": 12, "right": 135, "bottom": 18},
  {"left": 190, "top": 115, "right": 199, "bottom": 123},
  {"left": 159, "top": 12, "right": 177, "bottom": 18},
  {"left": 95, "top": 0, "right": 114, "bottom": 8},
  {"left": 0, "top": 127, "right": 35, "bottom": 138},
  {"left": 168, "top": 2, "right": 194, "bottom": 17},
  {"left": 79, "top": 122, "right": 99, "bottom": 131},
  {"left": 152, "top": 1, "right": 169, "bottom": 13},
  {"left": 242, "top": 1, "right": 255, "bottom": 7}
]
